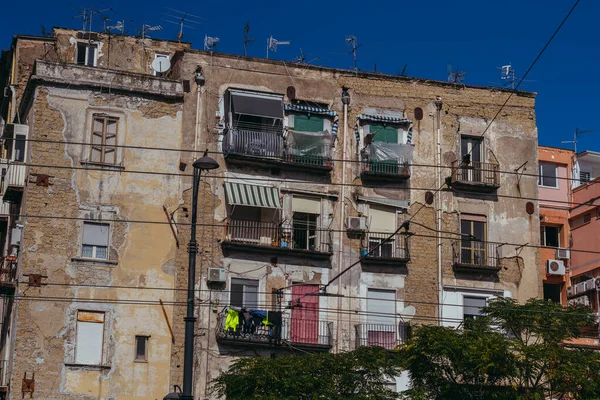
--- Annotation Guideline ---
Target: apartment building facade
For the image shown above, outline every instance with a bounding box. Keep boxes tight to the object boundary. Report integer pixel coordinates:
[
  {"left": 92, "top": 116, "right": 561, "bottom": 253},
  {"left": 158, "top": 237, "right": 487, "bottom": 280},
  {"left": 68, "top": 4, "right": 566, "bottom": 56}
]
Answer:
[{"left": 0, "top": 27, "right": 542, "bottom": 399}]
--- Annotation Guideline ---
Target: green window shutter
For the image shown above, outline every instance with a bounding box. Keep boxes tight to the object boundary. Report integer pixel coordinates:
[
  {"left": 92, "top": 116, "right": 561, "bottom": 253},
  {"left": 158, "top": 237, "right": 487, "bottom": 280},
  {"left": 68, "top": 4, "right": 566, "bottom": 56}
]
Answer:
[
  {"left": 370, "top": 124, "right": 398, "bottom": 143},
  {"left": 294, "top": 114, "right": 325, "bottom": 132}
]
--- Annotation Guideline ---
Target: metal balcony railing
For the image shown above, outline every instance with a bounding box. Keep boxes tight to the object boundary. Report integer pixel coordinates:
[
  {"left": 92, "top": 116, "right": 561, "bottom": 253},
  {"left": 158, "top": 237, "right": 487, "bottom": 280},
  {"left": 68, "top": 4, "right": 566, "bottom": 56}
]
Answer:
[
  {"left": 451, "top": 160, "right": 500, "bottom": 186},
  {"left": 223, "top": 128, "right": 333, "bottom": 168},
  {"left": 360, "top": 159, "right": 410, "bottom": 177},
  {"left": 0, "top": 259, "right": 16, "bottom": 285},
  {"left": 452, "top": 239, "right": 500, "bottom": 270},
  {"left": 225, "top": 220, "right": 332, "bottom": 254},
  {"left": 0, "top": 202, "right": 10, "bottom": 216},
  {"left": 355, "top": 323, "right": 411, "bottom": 350},
  {"left": 216, "top": 310, "right": 333, "bottom": 348},
  {"left": 365, "top": 232, "right": 410, "bottom": 260},
  {"left": 2, "top": 161, "right": 26, "bottom": 199}
]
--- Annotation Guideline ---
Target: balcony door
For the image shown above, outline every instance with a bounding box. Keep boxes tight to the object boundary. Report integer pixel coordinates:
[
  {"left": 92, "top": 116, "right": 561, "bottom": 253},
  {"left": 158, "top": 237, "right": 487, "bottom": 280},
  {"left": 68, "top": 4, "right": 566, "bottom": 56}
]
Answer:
[
  {"left": 461, "top": 136, "right": 483, "bottom": 182},
  {"left": 460, "top": 216, "right": 486, "bottom": 265},
  {"left": 291, "top": 284, "right": 319, "bottom": 344},
  {"left": 366, "top": 289, "right": 397, "bottom": 349}
]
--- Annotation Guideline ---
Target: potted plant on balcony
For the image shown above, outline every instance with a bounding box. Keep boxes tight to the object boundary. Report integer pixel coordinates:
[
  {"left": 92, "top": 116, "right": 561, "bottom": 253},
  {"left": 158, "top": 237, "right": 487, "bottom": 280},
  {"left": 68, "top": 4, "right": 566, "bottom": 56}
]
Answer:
[
  {"left": 271, "top": 234, "right": 280, "bottom": 247},
  {"left": 280, "top": 231, "right": 291, "bottom": 248}
]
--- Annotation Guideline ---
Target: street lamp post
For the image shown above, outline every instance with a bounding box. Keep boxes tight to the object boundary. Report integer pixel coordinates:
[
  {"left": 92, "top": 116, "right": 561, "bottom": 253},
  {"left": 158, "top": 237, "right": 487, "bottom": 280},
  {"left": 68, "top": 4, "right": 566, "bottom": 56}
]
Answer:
[{"left": 166, "top": 153, "right": 219, "bottom": 400}]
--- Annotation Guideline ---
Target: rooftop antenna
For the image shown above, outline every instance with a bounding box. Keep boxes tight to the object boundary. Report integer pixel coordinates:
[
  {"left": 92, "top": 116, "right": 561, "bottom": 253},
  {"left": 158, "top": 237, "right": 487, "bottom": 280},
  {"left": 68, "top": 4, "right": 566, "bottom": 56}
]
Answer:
[
  {"left": 499, "top": 63, "right": 516, "bottom": 89},
  {"left": 399, "top": 64, "right": 408, "bottom": 76},
  {"left": 102, "top": 16, "right": 112, "bottom": 32},
  {"left": 107, "top": 20, "right": 126, "bottom": 35},
  {"left": 140, "top": 24, "right": 163, "bottom": 39},
  {"left": 561, "top": 128, "right": 594, "bottom": 155},
  {"left": 243, "top": 21, "right": 254, "bottom": 57},
  {"left": 204, "top": 35, "right": 220, "bottom": 54},
  {"left": 266, "top": 35, "right": 290, "bottom": 59},
  {"left": 447, "top": 64, "right": 467, "bottom": 83},
  {"left": 73, "top": 8, "right": 90, "bottom": 31},
  {"left": 346, "top": 35, "right": 362, "bottom": 73},
  {"left": 162, "top": 8, "right": 201, "bottom": 42},
  {"left": 293, "top": 48, "right": 306, "bottom": 63}
]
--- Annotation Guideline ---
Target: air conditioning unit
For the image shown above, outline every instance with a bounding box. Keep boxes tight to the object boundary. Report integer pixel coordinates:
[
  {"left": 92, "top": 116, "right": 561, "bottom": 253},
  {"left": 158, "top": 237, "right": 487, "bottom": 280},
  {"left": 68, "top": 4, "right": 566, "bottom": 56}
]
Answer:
[
  {"left": 569, "top": 296, "right": 590, "bottom": 307},
  {"left": 347, "top": 216, "right": 367, "bottom": 232},
  {"left": 555, "top": 248, "right": 570, "bottom": 260},
  {"left": 10, "top": 227, "right": 21, "bottom": 247},
  {"left": 546, "top": 259, "right": 565, "bottom": 276},
  {"left": 567, "top": 286, "right": 575, "bottom": 297},
  {"left": 575, "top": 282, "right": 586, "bottom": 295},
  {"left": 207, "top": 268, "right": 226, "bottom": 284},
  {"left": 3, "top": 123, "right": 28, "bottom": 138},
  {"left": 584, "top": 279, "right": 595, "bottom": 292}
]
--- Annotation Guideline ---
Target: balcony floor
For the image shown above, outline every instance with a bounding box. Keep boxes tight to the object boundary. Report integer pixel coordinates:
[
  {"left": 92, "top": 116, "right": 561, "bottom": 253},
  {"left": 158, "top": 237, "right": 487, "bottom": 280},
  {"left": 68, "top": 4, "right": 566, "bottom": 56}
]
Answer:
[
  {"left": 451, "top": 180, "right": 500, "bottom": 193},
  {"left": 362, "top": 256, "right": 410, "bottom": 266},
  {"left": 224, "top": 152, "right": 333, "bottom": 175},
  {"left": 216, "top": 332, "right": 332, "bottom": 352},
  {"left": 453, "top": 262, "right": 502, "bottom": 274},
  {"left": 222, "top": 240, "right": 332, "bottom": 261},
  {"left": 360, "top": 171, "right": 410, "bottom": 184}
]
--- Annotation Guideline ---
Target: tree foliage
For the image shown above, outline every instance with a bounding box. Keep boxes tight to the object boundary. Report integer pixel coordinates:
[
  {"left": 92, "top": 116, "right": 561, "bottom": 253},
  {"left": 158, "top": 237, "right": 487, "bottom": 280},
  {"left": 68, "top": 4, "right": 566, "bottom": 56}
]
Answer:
[
  {"left": 211, "top": 346, "right": 403, "bottom": 400},
  {"left": 400, "top": 298, "right": 600, "bottom": 400}
]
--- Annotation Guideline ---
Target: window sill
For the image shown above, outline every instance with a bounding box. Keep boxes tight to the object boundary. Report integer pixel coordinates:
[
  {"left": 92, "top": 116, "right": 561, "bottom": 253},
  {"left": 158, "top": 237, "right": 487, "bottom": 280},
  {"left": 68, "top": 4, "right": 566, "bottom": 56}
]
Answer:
[
  {"left": 134, "top": 359, "right": 148, "bottom": 363},
  {"left": 65, "top": 363, "right": 111, "bottom": 370},
  {"left": 81, "top": 161, "right": 125, "bottom": 171},
  {"left": 71, "top": 257, "right": 118, "bottom": 266},
  {"left": 538, "top": 184, "right": 559, "bottom": 190}
]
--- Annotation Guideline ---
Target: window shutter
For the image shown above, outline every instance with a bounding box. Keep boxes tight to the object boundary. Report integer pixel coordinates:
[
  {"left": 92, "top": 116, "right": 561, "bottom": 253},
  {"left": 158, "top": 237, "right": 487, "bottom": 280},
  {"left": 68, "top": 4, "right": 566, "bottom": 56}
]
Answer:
[
  {"left": 463, "top": 296, "right": 486, "bottom": 316},
  {"left": 83, "top": 223, "right": 109, "bottom": 246},
  {"left": 367, "top": 289, "right": 396, "bottom": 325},
  {"left": 370, "top": 125, "right": 399, "bottom": 143},
  {"left": 75, "top": 312, "right": 104, "bottom": 365},
  {"left": 369, "top": 206, "right": 396, "bottom": 233},
  {"left": 292, "top": 196, "right": 320, "bottom": 214}
]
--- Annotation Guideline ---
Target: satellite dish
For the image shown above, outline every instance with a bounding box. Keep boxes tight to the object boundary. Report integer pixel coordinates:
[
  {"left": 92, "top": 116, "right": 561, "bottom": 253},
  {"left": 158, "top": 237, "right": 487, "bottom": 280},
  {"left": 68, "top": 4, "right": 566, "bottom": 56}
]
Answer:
[
  {"left": 152, "top": 57, "right": 171, "bottom": 74},
  {"left": 399, "top": 305, "right": 416, "bottom": 322}
]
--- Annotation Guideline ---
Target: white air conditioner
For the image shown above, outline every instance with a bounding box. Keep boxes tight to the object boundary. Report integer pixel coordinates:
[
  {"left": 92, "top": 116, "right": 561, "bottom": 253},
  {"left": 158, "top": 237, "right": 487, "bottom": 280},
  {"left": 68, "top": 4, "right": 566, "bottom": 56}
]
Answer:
[
  {"left": 3, "top": 123, "right": 28, "bottom": 138},
  {"left": 207, "top": 268, "right": 226, "bottom": 283},
  {"left": 575, "top": 282, "right": 586, "bottom": 295},
  {"left": 347, "top": 216, "right": 367, "bottom": 232},
  {"left": 569, "top": 296, "right": 590, "bottom": 307},
  {"left": 555, "top": 248, "right": 570, "bottom": 260},
  {"left": 584, "top": 279, "right": 595, "bottom": 292},
  {"left": 567, "top": 286, "right": 575, "bottom": 297},
  {"left": 546, "top": 259, "right": 565, "bottom": 276},
  {"left": 10, "top": 227, "right": 21, "bottom": 247}
]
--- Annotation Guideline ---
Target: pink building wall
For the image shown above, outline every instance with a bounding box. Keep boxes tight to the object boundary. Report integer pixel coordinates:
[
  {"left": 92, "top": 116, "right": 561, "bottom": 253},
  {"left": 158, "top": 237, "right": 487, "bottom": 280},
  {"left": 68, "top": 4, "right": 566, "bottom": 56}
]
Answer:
[{"left": 570, "top": 178, "right": 600, "bottom": 277}]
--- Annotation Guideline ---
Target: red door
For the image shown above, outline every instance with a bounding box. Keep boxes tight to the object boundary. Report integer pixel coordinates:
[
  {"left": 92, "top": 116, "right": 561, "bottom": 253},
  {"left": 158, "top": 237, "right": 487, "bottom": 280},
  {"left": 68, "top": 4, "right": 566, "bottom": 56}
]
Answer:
[{"left": 291, "top": 285, "right": 319, "bottom": 344}]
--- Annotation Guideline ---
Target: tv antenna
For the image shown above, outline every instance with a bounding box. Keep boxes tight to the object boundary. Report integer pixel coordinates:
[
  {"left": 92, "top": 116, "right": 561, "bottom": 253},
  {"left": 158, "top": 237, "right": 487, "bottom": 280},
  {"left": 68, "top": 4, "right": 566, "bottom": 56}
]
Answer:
[
  {"left": 140, "top": 24, "right": 163, "bottom": 39},
  {"left": 107, "top": 20, "right": 126, "bottom": 35},
  {"left": 447, "top": 64, "right": 467, "bottom": 83},
  {"left": 162, "top": 8, "right": 201, "bottom": 42},
  {"left": 561, "top": 128, "right": 594, "bottom": 155},
  {"left": 500, "top": 63, "right": 515, "bottom": 89},
  {"left": 293, "top": 48, "right": 306, "bottom": 63},
  {"left": 346, "top": 35, "right": 362, "bottom": 72},
  {"left": 266, "top": 36, "right": 290, "bottom": 59},
  {"left": 243, "top": 21, "right": 254, "bottom": 57},
  {"left": 399, "top": 64, "right": 408, "bottom": 76},
  {"left": 73, "top": 8, "right": 111, "bottom": 32},
  {"left": 204, "top": 35, "right": 220, "bottom": 53}
]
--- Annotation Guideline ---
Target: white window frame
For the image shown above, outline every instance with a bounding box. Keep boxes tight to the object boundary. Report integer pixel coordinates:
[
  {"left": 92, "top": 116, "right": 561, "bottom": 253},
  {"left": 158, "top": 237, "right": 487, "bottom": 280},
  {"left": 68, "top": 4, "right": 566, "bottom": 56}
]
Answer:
[
  {"left": 76, "top": 42, "right": 98, "bottom": 67},
  {"left": 81, "top": 222, "right": 110, "bottom": 260},
  {"left": 538, "top": 162, "right": 559, "bottom": 188},
  {"left": 229, "top": 277, "right": 260, "bottom": 309},
  {"left": 580, "top": 171, "right": 591, "bottom": 184}
]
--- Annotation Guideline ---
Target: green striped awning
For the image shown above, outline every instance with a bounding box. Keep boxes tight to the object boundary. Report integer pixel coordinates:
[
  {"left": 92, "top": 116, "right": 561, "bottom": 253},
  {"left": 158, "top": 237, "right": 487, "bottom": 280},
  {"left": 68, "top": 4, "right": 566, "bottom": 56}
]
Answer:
[{"left": 224, "top": 182, "right": 281, "bottom": 208}]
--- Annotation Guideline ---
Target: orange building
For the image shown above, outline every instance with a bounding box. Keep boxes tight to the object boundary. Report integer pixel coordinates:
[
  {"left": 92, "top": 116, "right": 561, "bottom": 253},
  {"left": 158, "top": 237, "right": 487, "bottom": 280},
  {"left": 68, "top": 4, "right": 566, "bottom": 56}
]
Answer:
[{"left": 538, "top": 146, "right": 574, "bottom": 304}]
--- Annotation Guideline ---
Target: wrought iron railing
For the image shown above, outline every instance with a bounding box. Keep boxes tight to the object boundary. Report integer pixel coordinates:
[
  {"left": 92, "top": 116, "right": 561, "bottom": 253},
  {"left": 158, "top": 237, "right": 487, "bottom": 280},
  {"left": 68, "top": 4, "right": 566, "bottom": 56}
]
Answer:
[
  {"left": 216, "top": 310, "right": 333, "bottom": 347},
  {"left": 0, "top": 259, "right": 16, "bottom": 284},
  {"left": 365, "top": 232, "right": 410, "bottom": 260},
  {"left": 225, "top": 220, "right": 332, "bottom": 253},
  {"left": 361, "top": 159, "right": 410, "bottom": 176},
  {"left": 223, "top": 128, "right": 333, "bottom": 167},
  {"left": 451, "top": 160, "right": 500, "bottom": 186},
  {"left": 355, "top": 323, "right": 411, "bottom": 350},
  {"left": 452, "top": 239, "right": 500, "bottom": 269}
]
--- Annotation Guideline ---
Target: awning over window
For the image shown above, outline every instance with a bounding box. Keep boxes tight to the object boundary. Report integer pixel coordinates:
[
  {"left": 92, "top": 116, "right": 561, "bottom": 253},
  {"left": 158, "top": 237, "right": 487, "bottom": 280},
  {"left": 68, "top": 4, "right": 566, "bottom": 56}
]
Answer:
[
  {"left": 230, "top": 90, "right": 283, "bottom": 119},
  {"left": 354, "top": 114, "right": 413, "bottom": 145},
  {"left": 284, "top": 104, "right": 339, "bottom": 136},
  {"left": 225, "top": 182, "right": 281, "bottom": 209},
  {"left": 357, "top": 196, "right": 409, "bottom": 210}
]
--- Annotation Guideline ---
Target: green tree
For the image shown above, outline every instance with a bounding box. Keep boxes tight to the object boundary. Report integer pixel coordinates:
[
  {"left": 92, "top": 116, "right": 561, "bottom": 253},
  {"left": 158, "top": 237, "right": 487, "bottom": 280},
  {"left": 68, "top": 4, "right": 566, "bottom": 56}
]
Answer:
[
  {"left": 400, "top": 298, "right": 600, "bottom": 400},
  {"left": 211, "top": 346, "right": 403, "bottom": 400}
]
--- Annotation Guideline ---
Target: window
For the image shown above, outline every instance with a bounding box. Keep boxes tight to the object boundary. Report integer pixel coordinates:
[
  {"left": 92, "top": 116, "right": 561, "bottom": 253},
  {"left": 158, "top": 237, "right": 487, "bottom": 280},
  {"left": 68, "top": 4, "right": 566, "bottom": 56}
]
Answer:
[
  {"left": 14, "top": 134, "right": 26, "bottom": 162},
  {"left": 463, "top": 296, "right": 486, "bottom": 326},
  {"left": 293, "top": 114, "right": 325, "bottom": 133},
  {"left": 540, "top": 225, "right": 560, "bottom": 247},
  {"left": 230, "top": 278, "right": 258, "bottom": 308},
  {"left": 461, "top": 136, "right": 483, "bottom": 163},
  {"left": 153, "top": 53, "right": 169, "bottom": 77},
  {"left": 227, "top": 90, "right": 284, "bottom": 133},
  {"left": 90, "top": 115, "right": 118, "bottom": 164},
  {"left": 368, "top": 206, "right": 396, "bottom": 258},
  {"left": 82, "top": 222, "right": 109, "bottom": 259},
  {"left": 543, "top": 283, "right": 562, "bottom": 304},
  {"left": 75, "top": 311, "right": 105, "bottom": 365},
  {"left": 460, "top": 215, "right": 486, "bottom": 265},
  {"left": 366, "top": 289, "right": 397, "bottom": 349},
  {"left": 292, "top": 212, "right": 317, "bottom": 250},
  {"left": 580, "top": 171, "right": 591, "bottom": 184},
  {"left": 369, "top": 124, "right": 400, "bottom": 144},
  {"left": 135, "top": 336, "right": 149, "bottom": 361},
  {"left": 77, "top": 42, "right": 97, "bottom": 67},
  {"left": 538, "top": 162, "right": 558, "bottom": 188},
  {"left": 584, "top": 213, "right": 591, "bottom": 224}
]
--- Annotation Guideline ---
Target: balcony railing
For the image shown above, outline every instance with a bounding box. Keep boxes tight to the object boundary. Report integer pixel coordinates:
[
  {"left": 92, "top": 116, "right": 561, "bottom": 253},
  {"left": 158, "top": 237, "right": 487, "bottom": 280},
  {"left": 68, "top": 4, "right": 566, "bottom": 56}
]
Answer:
[
  {"left": 223, "top": 128, "right": 333, "bottom": 169},
  {"left": 216, "top": 309, "right": 333, "bottom": 349},
  {"left": 355, "top": 323, "right": 411, "bottom": 350},
  {"left": 451, "top": 161, "right": 500, "bottom": 189},
  {"left": 2, "top": 161, "right": 26, "bottom": 201},
  {"left": 0, "top": 359, "right": 8, "bottom": 388},
  {"left": 224, "top": 220, "right": 332, "bottom": 255},
  {"left": 364, "top": 232, "right": 410, "bottom": 261},
  {"left": 361, "top": 160, "right": 410, "bottom": 177},
  {"left": 0, "top": 202, "right": 10, "bottom": 216},
  {"left": 452, "top": 239, "right": 501, "bottom": 272},
  {"left": 0, "top": 258, "right": 16, "bottom": 285}
]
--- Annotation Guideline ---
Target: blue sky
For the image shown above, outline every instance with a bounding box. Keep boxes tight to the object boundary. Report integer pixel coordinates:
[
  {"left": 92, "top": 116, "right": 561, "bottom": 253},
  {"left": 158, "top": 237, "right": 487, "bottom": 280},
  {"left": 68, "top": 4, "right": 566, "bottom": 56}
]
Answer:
[{"left": 2, "top": 1, "right": 597, "bottom": 152}]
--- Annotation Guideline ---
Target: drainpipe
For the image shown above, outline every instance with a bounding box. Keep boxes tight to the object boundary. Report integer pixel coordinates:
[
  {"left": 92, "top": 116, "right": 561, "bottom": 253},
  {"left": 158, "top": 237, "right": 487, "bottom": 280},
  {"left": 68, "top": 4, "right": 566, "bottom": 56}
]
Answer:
[
  {"left": 434, "top": 97, "right": 443, "bottom": 325},
  {"left": 337, "top": 89, "right": 350, "bottom": 353}
]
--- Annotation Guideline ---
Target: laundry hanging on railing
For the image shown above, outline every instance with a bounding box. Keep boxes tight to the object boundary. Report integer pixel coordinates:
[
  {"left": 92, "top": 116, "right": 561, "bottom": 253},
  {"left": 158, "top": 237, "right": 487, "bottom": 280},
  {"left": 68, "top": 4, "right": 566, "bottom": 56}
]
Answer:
[
  {"left": 354, "top": 114, "right": 413, "bottom": 145},
  {"left": 287, "top": 130, "right": 333, "bottom": 159},
  {"left": 284, "top": 104, "right": 339, "bottom": 137}
]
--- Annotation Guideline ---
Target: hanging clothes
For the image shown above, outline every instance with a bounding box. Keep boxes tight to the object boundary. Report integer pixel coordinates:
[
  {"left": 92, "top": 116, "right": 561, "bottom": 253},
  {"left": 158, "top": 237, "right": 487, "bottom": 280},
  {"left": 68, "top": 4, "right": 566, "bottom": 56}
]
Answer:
[{"left": 225, "top": 308, "right": 239, "bottom": 332}]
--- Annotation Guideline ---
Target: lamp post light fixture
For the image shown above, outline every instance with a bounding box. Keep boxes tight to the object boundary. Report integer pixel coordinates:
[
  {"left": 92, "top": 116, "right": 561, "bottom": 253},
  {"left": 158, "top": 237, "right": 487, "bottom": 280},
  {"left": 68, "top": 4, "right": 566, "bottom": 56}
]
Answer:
[{"left": 165, "top": 152, "right": 219, "bottom": 400}]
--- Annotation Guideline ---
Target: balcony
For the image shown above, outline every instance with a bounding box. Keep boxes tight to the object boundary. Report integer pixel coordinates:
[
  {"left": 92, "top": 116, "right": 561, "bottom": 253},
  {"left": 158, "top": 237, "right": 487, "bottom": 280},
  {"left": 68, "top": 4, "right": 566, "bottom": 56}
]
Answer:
[
  {"left": 216, "top": 309, "right": 333, "bottom": 351},
  {"left": 450, "top": 161, "right": 500, "bottom": 193},
  {"left": 2, "top": 161, "right": 26, "bottom": 202},
  {"left": 0, "top": 201, "right": 10, "bottom": 216},
  {"left": 355, "top": 323, "right": 411, "bottom": 350},
  {"left": 452, "top": 240, "right": 501, "bottom": 273},
  {"left": 360, "top": 142, "right": 413, "bottom": 184},
  {"left": 0, "top": 359, "right": 8, "bottom": 394},
  {"left": 361, "top": 232, "right": 410, "bottom": 266},
  {"left": 222, "top": 220, "right": 333, "bottom": 260},
  {"left": 0, "top": 258, "right": 16, "bottom": 295},
  {"left": 222, "top": 127, "right": 333, "bottom": 175}
]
